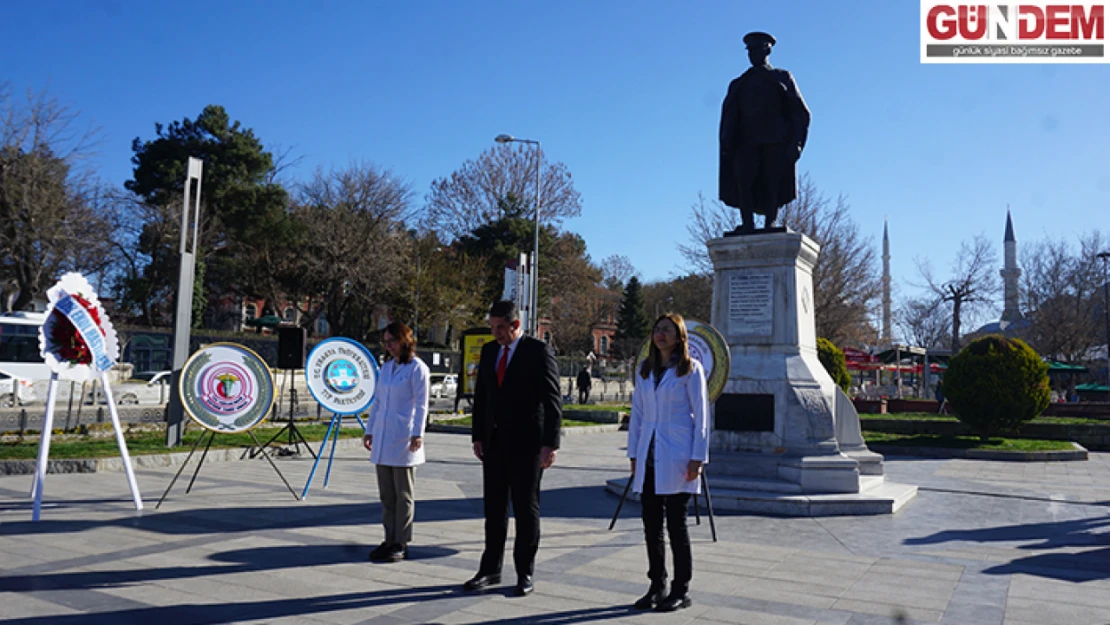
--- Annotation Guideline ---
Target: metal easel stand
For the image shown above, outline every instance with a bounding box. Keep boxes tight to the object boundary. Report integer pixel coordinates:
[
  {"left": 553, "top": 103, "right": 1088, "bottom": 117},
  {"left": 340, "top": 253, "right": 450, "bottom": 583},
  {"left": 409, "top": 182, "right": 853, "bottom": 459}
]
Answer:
[
  {"left": 252, "top": 370, "right": 316, "bottom": 460},
  {"left": 156, "top": 428, "right": 300, "bottom": 509},
  {"left": 301, "top": 412, "right": 365, "bottom": 499},
  {"left": 608, "top": 468, "right": 717, "bottom": 542}
]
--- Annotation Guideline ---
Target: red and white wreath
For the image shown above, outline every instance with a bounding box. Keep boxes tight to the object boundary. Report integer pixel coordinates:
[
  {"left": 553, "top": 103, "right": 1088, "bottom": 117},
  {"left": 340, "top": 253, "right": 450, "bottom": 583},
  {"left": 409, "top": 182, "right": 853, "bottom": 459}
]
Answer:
[{"left": 38, "top": 273, "right": 120, "bottom": 381}]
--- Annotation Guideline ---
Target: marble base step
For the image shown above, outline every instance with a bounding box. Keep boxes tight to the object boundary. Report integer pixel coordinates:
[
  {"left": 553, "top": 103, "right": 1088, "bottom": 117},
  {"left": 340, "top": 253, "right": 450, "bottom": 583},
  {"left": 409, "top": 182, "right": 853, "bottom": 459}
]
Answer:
[{"left": 605, "top": 476, "right": 916, "bottom": 517}]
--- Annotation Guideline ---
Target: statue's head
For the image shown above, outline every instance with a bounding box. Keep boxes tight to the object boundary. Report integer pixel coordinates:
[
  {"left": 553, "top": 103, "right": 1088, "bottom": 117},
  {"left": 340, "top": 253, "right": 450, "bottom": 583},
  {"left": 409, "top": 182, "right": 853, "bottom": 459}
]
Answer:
[{"left": 743, "top": 31, "right": 775, "bottom": 66}]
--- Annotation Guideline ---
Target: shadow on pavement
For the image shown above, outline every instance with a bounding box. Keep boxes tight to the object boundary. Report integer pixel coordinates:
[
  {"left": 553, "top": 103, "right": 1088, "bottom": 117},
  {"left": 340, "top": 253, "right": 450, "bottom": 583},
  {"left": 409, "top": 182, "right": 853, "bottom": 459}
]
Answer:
[
  {"left": 0, "top": 485, "right": 623, "bottom": 536},
  {"left": 0, "top": 543, "right": 459, "bottom": 593},
  {"left": 0, "top": 584, "right": 470, "bottom": 625},
  {"left": 983, "top": 546, "right": 1110, "bottom": 581},
  {"left": 906, "top": 516, "right": 1110, "bottom": 580},
  {"left": 905, "top": 516, "right": 1110, "bottom": 549}
]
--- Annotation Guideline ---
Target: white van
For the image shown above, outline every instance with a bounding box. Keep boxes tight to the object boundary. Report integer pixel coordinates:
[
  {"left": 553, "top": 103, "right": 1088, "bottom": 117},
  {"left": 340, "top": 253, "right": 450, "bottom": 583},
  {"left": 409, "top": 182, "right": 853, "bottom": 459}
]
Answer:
[{"left": 429, "top": 373, "right": 458, "bottom": 399}]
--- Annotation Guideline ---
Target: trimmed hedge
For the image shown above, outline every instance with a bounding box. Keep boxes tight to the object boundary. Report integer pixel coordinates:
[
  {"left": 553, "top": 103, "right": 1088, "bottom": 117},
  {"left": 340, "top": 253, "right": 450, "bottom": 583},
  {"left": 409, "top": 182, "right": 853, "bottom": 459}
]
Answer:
[
  {"left": 944, "top": 334, "right": 1050, "bottom": 440},
  {"left": 817, "top": 338, "right": 851, "bottom": 392}
]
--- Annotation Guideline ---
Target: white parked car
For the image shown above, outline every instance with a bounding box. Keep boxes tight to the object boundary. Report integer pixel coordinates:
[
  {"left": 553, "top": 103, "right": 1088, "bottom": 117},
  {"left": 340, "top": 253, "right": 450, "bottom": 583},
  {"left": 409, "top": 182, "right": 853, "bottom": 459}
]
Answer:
[
  {"left": 89, "top": 371, "right": 173, "bottom": 405},
  {"left": 429, "top": 374, "right": 458, "bottom": 399},
  {"left": 0, "top": 368, "right": 37, "bottom": 407},
  {"left": 133, "top": 370, "right": 172, "bottom": 385}
]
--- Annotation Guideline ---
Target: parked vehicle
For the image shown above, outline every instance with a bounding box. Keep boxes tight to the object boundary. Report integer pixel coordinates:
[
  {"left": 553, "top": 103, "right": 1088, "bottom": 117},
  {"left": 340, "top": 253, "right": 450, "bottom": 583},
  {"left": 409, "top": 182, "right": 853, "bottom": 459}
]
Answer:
[
  {"left": 87, "top": 371, "right": 174, "bottom": 405},
  {"left": 0, "top": 311, "right": 50, "bottom": 381},
  {"left": 0, "top": 367, "right": 37, "bottom": 407},
  {"left": 429, "top": 373, "right": 458, "bottom": 399},
  {"left": 133, "top": 370, "right": 172, "bottom": 385}
]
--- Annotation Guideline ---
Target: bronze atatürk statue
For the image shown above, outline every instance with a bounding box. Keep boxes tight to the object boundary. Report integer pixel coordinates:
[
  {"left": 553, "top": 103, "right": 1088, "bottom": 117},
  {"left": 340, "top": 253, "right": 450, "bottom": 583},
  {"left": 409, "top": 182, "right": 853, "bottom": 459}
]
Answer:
[{"left": 719, "top": 32, "right": 810, "bottom": 234}]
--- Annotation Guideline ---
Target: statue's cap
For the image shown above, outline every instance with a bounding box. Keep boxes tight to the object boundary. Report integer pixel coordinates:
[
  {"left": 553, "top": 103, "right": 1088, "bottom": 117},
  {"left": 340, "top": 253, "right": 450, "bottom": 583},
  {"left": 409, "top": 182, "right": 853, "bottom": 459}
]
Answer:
[{"left": 743, "top": 31, "right": 776, "bottom": 49}]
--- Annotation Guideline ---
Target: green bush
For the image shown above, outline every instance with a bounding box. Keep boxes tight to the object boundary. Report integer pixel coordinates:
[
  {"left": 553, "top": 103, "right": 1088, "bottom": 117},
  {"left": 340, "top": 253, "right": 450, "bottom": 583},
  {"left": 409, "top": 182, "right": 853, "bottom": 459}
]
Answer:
[
  {"left": 944, "top": 334, "right": 1050, "bottom": 441},
  {"left": 817, "top": 338, "right": 851, "bottom": 393}
]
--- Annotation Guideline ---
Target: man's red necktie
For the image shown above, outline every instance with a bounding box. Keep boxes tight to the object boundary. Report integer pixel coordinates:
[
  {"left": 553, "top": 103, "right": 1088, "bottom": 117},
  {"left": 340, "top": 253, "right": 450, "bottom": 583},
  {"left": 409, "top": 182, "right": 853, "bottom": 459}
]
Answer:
[{"left": 497, "top": 347, "right": 509, "bottom": 386}]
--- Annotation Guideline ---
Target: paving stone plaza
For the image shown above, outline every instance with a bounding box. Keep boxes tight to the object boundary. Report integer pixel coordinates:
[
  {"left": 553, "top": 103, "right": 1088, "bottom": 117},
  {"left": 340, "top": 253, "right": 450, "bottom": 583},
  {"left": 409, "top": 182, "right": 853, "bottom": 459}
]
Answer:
[{"left": 2, "top": 429, "right": 1110, "bottom": 625}]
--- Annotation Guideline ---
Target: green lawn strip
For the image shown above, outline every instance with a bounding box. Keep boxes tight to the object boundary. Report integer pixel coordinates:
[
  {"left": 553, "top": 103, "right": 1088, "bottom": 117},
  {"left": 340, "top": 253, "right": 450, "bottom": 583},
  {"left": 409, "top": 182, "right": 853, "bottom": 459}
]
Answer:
[
  {"left": 859, "top": 412, "right": 1107, "bottom": 426},
  {"left": 0, "top": 423, "right": 364, "bottom": 461},
  {"left": 562, "top": 403, "right": 630, "bottom": 412},
  {"left": 863, "top": 431, "right": 1076, "bottom": 451},
  {"left": 433, "top": 416, "right": 599, "bottom": 428}
]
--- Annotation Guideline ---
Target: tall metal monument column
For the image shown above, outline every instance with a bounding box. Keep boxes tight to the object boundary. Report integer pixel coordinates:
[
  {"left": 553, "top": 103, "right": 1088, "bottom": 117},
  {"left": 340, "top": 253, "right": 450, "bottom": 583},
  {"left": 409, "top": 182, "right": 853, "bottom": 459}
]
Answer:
[{"left": 165, "top": 157, "right": 203, "bottom": 447}]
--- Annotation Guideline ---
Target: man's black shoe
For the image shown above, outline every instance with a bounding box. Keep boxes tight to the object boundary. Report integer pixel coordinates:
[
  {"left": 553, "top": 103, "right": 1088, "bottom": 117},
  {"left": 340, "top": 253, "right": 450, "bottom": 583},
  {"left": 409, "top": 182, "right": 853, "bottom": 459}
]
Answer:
[
  {"left": 463, "top": 572, "right": 501, "bottom": 591},
  {"left": 633, "top": 584, "right": 667, "bottom": 610},
  {"left": 654, "top": 592, "right": 692, "bottom": 612},
  {"left": 514, "top": 575, "right": 534, "bottom": 596}
]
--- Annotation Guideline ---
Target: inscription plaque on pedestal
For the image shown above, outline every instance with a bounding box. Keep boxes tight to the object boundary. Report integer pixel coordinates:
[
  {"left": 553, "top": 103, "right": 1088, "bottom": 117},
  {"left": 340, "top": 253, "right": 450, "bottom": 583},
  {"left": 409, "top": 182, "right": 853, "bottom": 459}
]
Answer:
[
  {"left": 728, "top": 274, "right": 773, "bottom": 336},
  {"left": 714, "top": 393, "right": 775, "bottom": 432}
]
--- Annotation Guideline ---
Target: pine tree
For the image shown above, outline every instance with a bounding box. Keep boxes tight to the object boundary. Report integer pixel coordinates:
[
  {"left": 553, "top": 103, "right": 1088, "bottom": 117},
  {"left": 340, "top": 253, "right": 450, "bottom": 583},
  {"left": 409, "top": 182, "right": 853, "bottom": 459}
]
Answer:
[{"left": 614, "top": 277, "right": 651, "bottom": 358}]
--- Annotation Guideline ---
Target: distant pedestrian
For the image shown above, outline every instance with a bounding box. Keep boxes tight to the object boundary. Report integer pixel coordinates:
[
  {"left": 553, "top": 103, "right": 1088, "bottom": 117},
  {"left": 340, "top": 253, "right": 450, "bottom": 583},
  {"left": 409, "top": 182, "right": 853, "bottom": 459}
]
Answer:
[
  {"left": 364, "top": 321, "right": 429, "bottom": 563},
  {"left": 576, "top": 367, "right": 592, "bottom": 404},
  {"left": 627, "top": 313, "right": 709, "bottom": 612}
]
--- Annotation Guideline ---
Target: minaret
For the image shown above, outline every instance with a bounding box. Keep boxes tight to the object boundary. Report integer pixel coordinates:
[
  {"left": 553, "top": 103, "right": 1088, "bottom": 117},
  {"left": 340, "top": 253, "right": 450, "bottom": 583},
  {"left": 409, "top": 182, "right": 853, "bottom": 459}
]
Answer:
[
  {"left": 881, "top": 218, "right": 892, "bottom": 345},
  {"left": 1000, "top": 208, "right": 1023, "bottom": 322}
]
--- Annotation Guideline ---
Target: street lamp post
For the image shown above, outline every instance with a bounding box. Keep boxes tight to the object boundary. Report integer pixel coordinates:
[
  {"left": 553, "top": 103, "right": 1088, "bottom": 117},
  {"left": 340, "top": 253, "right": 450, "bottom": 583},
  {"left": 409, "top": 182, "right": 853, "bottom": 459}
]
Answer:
[
  {"left": 414, "top": 245, "right": 421, "bottom": 342},
  {"left": 1099, "top": 251, "right": 1110, "bottom": 387},
  {"left": 413, "top": 241, "right": 441, "bottom": 343},
  {"left": 655, "top": 296, "right": 674, "bottom": 318},
  {"left": 495, "top": 133, "right": 541, "bottom": 337}
]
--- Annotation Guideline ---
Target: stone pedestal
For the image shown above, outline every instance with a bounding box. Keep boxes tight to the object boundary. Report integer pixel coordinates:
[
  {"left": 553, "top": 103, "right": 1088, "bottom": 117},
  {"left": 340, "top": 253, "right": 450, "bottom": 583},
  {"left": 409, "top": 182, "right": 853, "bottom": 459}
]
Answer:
[{"left": 700, "top": 230, "right": 913, "bottom": 514}]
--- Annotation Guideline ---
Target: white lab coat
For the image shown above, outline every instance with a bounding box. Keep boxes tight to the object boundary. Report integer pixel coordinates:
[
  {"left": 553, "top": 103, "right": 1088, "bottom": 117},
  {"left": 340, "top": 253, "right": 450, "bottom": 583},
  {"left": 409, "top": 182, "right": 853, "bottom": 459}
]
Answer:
[
  {"left": 627, "top": 359, "right": 709, "bottom": 495},
  {"left": 364, "top": 357, "right": 430, "bottom": 467}
]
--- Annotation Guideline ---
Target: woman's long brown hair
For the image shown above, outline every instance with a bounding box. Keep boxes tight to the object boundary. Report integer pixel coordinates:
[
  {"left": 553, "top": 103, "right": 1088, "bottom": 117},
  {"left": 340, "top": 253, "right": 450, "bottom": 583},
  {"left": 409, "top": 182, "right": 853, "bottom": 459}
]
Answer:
[
  {"left": 639, "top": 312, "right": 692, "bottom": 379},
  {"left": 383, "top": 321, "right": 415, "bottom": 364}
]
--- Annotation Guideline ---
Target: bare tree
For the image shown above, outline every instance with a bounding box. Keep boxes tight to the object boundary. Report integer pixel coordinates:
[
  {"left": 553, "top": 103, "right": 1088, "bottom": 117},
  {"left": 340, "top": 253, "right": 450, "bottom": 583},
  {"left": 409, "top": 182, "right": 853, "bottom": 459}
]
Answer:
[
  {"left": 280, "top": 162, "right": 414, "bottom": 340},
  {"left": 678, "top": 192, "right": 734, "bottom": 276},
  {"left": 0, "top": 84, "right": 115, "bottom": 311},
  {"left": 681, "top": 176, "right": 880, "bottom": 344},
  {"left": 1021, "top": 230, "right": 1106, "bottom": 360},
  {"left": 896, "top": 295, "right": 952, "bottom": 350},
  {"left": 916, "top": 234, "right": 999, "bottom": 352},
  {"left": 600, "top": 254, "right": 637, "bottom": 292},
  {"left": 548, "top": 287, "right": 611, "bottom": 356},
  {"left": 542, "top": 233, "right": 603, "bottom": 354},
  {"left": 389, "top": 232, "right": 491, "bottom": 345},
  {"left": 643, "top": 274, "right": 713, "bottom": 324},
  {"left": 423, "top": 247, "right": 494, "bottom": 345},
  {"left": 424, "top": 144, "right": 581, "bottom": 240}
]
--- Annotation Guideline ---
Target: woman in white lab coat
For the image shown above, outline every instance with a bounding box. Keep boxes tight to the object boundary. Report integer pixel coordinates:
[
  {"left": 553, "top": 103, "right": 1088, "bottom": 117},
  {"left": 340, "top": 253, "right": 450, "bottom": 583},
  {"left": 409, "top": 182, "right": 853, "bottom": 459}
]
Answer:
[
  {"left": 363, "top": 321, "right": 430, "bottom": 562},
  {"left": 627, "top": 313, "right": 709, "bottom": 612}
]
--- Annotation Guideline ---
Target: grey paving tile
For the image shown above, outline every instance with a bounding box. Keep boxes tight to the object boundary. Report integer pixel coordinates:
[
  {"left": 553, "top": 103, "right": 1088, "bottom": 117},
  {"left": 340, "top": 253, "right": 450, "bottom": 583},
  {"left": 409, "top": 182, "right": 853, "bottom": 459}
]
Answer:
[
  {"left": 4, "top": 432, "right": 1110, "bottom": 625},
  {"left": 939, "top": 600, "right": 1004, "bottom": 625}
]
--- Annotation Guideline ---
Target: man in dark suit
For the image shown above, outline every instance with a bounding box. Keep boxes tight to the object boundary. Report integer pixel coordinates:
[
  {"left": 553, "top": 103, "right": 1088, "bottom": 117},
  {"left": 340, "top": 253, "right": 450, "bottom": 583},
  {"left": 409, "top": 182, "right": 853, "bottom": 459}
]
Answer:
[
  {"left": 464, "top": 300, "right": 562, "bottom": 597},
  {"left": 576, "top": 367, "right": 592, "bottom": 404},
  {"left": 719, "top": 31, "right": 810, "bottom": 234}
]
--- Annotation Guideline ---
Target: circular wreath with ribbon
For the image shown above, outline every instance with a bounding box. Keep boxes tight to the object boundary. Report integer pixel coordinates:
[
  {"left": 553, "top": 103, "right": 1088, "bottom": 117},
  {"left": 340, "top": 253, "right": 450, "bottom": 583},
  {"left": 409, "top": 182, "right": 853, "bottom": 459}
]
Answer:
[{"left": 38, "top": 273, "right": 120, "bottom": 381}]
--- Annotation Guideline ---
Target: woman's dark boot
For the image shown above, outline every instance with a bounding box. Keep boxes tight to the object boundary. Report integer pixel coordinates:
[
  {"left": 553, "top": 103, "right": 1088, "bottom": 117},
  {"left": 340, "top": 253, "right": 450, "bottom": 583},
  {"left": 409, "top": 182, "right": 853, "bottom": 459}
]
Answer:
[
  {"left": 654, "top": 584, "right": 691, "bottom": 612},
  {"left": 633, "top": 581, "right": 668, "bottom": 610}
]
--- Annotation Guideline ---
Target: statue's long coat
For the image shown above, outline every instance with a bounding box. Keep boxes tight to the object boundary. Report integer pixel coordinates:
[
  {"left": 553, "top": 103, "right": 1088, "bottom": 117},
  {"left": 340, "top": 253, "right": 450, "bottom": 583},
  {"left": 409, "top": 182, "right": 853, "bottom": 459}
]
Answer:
[{"left": 719, "top": 64, "right": 810, "bottom": 213}]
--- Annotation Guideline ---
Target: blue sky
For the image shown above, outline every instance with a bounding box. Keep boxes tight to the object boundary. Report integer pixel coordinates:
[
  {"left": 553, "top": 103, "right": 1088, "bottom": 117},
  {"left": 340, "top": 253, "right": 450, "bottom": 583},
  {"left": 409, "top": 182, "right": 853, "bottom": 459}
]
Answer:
[{"left": 3, "top": 1, "right": 1108, "bottom": 319}]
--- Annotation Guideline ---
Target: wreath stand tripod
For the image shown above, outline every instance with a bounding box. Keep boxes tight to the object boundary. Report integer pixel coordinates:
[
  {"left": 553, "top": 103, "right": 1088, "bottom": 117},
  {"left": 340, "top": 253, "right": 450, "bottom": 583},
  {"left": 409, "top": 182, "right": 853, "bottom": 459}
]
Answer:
[
  {"left": 253, "top": 369, "right": 316, "bottom": 459},
  {"left": 300, "top": 411, "right": 365, "bottom": 499},
  {"left": 156, "top": 426, "right": 299, "bottom": 508},
  {"left": 32, "top": 371, "right": 143, "bottom": 521},
  {"left": 609, "top": 469, "right": 717, "bottom": 542}
]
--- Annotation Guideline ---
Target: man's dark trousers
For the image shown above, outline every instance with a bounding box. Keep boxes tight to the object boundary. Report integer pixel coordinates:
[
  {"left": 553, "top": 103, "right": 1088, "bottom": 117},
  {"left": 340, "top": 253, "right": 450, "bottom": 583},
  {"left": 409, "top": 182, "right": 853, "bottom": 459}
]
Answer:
[{"left": 479, "top": 428, "right": 543, "bottom": 576}]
